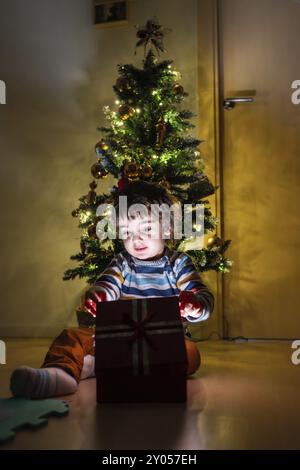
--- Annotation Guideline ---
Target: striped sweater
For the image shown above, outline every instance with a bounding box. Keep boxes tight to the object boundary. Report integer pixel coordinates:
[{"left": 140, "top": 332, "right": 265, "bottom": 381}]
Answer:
[{"left": 90, "top": 246, "right": 214, "bottom": 323}]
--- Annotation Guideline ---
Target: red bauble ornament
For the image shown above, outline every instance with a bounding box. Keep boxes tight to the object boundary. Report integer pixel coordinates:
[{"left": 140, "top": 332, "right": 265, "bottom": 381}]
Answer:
[{"left": 117, "top": 177, "right": 129, "bottom": 191}]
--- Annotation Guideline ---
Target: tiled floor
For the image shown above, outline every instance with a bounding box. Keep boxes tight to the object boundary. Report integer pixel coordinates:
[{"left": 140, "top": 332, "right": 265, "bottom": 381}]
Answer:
[{"left": 0, "top": 339, "right": 299, "bottom": 449}]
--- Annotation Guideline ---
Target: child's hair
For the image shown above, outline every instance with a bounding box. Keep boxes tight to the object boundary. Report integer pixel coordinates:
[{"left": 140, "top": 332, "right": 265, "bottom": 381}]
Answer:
[{"left": 113, "top": 180, "right": 179, "bottom": 241}]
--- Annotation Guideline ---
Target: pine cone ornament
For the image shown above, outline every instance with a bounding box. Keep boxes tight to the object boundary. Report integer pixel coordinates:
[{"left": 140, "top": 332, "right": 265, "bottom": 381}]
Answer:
[
  {"left": 123, "top": 160, "right": 140, "bottom": 180},
  {"left": 87, "top": 224, "right": 97, "bottom": 239},
  {"left": 140, "top": 163, "right": 153, "bottom": 179},
  {"left": 87, "top": 190, "right": 97, "bottom": 204},
  {"left": 156, "top": 118, "right": 167, "bottom": 148},
  {"left": 119, "top": 104, "right": 134, "bottom": 120},
  {"left": 89, "top": 181, "right": 97, "bottom": 190},
  {"left": 115, "top": 77, "right": 131, "bottom": 91}
]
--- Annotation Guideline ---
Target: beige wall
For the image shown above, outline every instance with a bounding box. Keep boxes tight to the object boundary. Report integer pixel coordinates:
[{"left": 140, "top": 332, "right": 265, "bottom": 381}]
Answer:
[{"left": 0, "top": 0, "right": 203, "bottom": 336}]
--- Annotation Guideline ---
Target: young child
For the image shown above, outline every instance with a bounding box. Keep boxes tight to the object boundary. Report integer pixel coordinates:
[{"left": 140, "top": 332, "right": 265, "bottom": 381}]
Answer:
[{"left": 10, "top": 181, "right": 214, "bottom": 398}]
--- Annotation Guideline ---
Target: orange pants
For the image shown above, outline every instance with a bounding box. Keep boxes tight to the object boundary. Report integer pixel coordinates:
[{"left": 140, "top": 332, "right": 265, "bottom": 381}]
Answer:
[{"left": 42, "top": 327, "right": 200, "bottom": 382}]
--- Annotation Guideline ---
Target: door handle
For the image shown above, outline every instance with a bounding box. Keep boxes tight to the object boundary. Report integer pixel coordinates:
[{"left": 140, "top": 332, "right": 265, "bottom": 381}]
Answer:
[{"left": 223, "top": 97, "right": 254, "bottom": 110}]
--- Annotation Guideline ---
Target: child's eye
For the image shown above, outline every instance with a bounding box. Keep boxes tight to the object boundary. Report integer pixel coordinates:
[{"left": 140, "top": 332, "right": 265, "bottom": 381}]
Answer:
[
  {"left": 140, "top": 226, "right": 152, "bottom": 234},
  {"left": 120, "top": 229, "right": 129, "bottom": 238}
]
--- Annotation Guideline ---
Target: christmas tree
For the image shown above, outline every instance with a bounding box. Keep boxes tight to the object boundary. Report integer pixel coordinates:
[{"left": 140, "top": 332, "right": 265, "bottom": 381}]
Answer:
[{"left": 63, "top": 17, "right": 232, "bottom": 296}]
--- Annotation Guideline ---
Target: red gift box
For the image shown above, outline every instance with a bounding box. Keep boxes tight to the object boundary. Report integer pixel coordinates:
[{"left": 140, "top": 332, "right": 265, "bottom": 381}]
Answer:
[{"left": 95, "top": 296, "right": 187, "bottom": 403}]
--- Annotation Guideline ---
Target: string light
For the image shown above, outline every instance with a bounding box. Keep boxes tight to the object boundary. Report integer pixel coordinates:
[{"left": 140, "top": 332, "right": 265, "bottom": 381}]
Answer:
[
  {"left": 88, "top": 263, "right": 98, "bottom": 271},
  {"left": 80, "top": 211, "right": 92, "bottom": 224}
]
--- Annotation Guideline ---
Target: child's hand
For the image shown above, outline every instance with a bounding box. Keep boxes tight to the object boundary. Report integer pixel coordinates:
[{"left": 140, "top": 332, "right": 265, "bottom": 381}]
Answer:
[
  {"left": 83, "top": 289, "right": 107, "bottom": 317},
  {"left": 179, "top": 291, "right": 204, "bottom": 320}
]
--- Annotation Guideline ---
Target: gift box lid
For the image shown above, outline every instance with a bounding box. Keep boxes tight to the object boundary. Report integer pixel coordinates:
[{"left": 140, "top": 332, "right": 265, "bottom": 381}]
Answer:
[{"left": 95, "top": 296, "right": 187, "bottom": 372}]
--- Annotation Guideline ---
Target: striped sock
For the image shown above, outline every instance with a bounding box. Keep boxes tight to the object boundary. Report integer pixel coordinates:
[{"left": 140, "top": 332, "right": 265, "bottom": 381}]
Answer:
[{"left": 10, "top": 366, "right": 78, "bottom": 398}]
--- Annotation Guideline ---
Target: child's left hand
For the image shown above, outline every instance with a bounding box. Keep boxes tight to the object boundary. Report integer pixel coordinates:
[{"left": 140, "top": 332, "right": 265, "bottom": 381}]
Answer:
[
  {"left": 179, "top": 291, "right": 204, "bottom": 320},
  {"left": 81, "top": 289, "right": 107, "bottom": 317}
]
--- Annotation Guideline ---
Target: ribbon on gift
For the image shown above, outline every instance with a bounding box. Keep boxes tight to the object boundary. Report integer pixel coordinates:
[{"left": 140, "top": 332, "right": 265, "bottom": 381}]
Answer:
[
  {"left": 122, "top": 310, "right": 156, "bottom": 345},
  {"left": 122, "top": 308, "right": 156, "bottom": 376},
  {"left": 96, "top": 299, "right": 183, "bottom": 376}
]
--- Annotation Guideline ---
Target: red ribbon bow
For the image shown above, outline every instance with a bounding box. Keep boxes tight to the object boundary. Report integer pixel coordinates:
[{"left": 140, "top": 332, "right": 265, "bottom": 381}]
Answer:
[{"left": 122, "top": 311, "right": 156, "bottom": 349}]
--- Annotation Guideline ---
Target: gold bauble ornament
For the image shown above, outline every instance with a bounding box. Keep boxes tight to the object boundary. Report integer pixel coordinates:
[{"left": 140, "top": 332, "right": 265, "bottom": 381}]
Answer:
[
  {"left": 174, "top": 83, "right": 184, "bottom": 95},
  {"left": 207, "top": 235, "right": 222, "bottom": 248},
  {"left": 119, "top": 104, "right": 134, "bottom": 120},
  {"left": 72, "top": 209, "right": 80, "bottom": 218},
  {"left": 95, "top": 139, "right": 108, "bottom": 153},
  {"left": 140, "top": 163, "right": 153, "bottom": 179},
  {"left": 123, "top": 160, "right": 140, "bottom": 180},
  {"left": 91, "top": 162, "right": 108, "bottom": 179},
  {"left": 207, "top": 237, "right": 214, "bottom": 247}
]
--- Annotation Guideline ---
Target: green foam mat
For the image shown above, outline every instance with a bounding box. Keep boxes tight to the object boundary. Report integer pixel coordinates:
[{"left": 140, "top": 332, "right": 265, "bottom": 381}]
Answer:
[{"left": 0, "top": 397, "right": 69, "bottom": 443}]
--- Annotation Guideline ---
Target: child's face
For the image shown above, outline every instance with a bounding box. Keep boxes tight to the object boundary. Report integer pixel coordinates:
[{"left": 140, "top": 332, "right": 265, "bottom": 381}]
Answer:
[{"left": 118, "top": 213, "right": 166, "bottom": 260}]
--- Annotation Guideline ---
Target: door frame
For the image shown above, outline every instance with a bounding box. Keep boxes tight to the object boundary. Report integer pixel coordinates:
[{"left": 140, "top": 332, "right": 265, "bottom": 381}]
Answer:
[{"left": 196, "top": 0, "right": 226, "bottom": 338}]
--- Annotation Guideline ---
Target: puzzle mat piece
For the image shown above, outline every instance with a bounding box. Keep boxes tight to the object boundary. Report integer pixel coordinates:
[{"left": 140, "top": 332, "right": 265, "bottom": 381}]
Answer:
[{"left": 0, "top": 397, "right": 69, "bottom": 443}]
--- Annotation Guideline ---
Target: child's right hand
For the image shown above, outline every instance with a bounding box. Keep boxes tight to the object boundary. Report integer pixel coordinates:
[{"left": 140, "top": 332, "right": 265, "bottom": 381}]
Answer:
[
  {"left": 178, "top": 291, "right": 204, "bottom": 320},
  {"left": 83, "top": 289, "right": 107, "bottom": 317}
]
